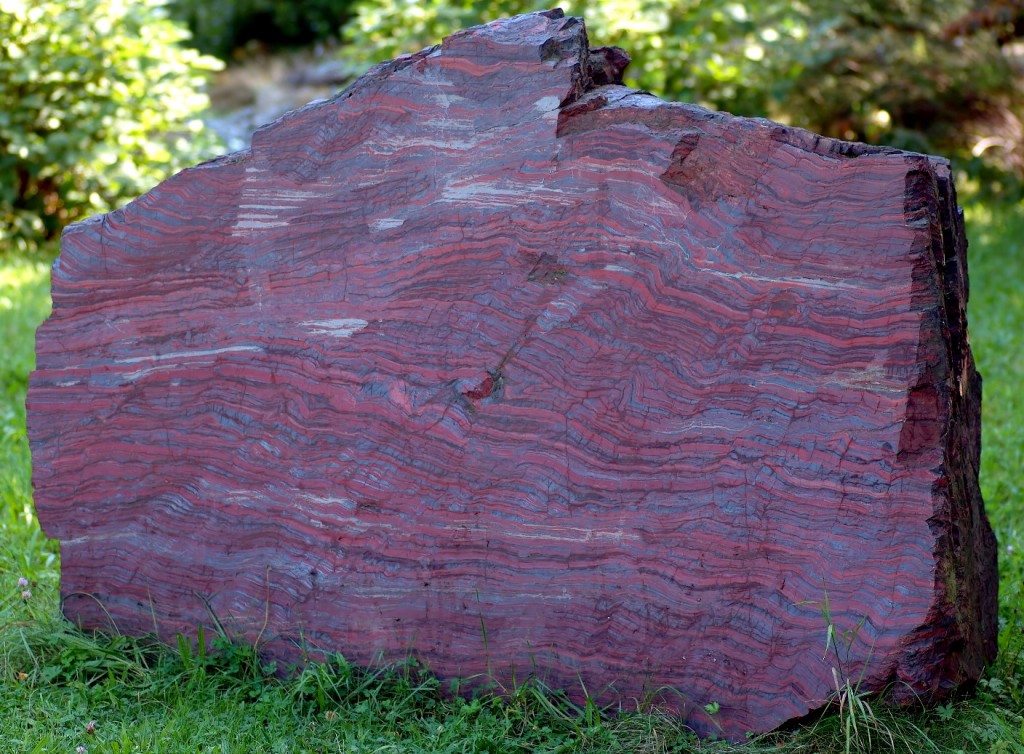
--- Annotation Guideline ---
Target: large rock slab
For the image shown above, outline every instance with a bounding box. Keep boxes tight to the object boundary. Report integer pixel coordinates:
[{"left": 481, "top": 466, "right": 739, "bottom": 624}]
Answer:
[{"left": 28, "top": 10, "right": 997, "bottom": 740}]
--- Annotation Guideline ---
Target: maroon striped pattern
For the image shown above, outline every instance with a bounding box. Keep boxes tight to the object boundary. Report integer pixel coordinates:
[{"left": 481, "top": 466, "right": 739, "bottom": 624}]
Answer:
[{"left": 27, "top": 10, "right": 996, "bottom": 739}]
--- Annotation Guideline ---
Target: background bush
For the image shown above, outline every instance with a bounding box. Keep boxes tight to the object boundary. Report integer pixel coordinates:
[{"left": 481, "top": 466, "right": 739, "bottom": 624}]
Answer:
[
  {"left": 0, "top": 0, "right": 222, "bottom": 254},
  {"left": 169, "top": 0, "right": 357, "bottom": 59}
]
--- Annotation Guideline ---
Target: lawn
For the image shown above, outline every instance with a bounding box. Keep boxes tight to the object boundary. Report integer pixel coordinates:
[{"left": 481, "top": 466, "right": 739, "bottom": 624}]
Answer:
[{"left": 1, "top": 195, "right": 1022, "bottom": 753}]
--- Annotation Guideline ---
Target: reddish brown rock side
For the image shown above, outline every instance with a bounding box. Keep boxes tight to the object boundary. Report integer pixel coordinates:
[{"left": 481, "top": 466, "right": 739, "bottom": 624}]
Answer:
[{"left": 28, "top": 10, "right": 996, "bottom": 740}]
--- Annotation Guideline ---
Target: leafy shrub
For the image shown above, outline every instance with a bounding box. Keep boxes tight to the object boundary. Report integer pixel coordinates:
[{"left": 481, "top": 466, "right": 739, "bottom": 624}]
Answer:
[
  {"left": 763, "top": 1, "right": 1021, "bottom": 165},
  {"left": 0, "top": 0, "right": 223, "bottom": 254},
  {"left": 169, "top": 0, "right": 357, "bottom": 59}
]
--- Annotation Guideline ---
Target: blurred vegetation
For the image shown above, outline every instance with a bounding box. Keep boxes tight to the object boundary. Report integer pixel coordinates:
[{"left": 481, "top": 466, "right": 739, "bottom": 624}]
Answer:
[
  {"left": 168, "top": 0, "right": 357, "bottom": 59},
  {"left": 0, "top": 0, "right": 223, "bottom": 254},
  {"left": 343, "top": 0, "right": 1024, "bottom": 183}
]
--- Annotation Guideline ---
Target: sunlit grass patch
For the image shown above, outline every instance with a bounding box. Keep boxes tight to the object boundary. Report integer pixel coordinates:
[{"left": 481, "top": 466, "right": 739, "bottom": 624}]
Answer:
[
  {"left": 966, "top": 201, "right": 1024, "bottom": 699},
  {"left": 0, "top": 253, "right": 56, "bottom": 617}
]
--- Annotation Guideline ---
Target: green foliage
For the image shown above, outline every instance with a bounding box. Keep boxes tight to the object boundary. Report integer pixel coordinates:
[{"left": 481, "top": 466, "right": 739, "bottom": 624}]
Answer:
[
  {"left": 965, "top": 200, "right": 1024, "bottom": 750},
  {"left": 765, "top": 2, "right": 1019, "bottom": 159},
  {"left": 0, "top": 255, "right": 54, "bottom": 609},
  {"left": 169, "top": 0, "right": 357, "bottom": 58},
  {"left": 0, "top": 0, "right": 222, "bottom": 254}
]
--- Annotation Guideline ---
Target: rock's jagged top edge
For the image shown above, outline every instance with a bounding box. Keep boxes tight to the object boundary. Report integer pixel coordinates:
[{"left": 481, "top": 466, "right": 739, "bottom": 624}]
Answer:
[
  {"left": 258, "top": 7, "right": 941, "bottom": 167},
  {"left": 66, "top": 8, "right": 954, "bottom": 243}
]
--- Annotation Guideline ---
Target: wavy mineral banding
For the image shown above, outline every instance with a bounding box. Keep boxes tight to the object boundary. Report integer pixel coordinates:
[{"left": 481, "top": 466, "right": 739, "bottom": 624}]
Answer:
[{"left": 28, "top": 9, "right": 997, "bottom": 740}]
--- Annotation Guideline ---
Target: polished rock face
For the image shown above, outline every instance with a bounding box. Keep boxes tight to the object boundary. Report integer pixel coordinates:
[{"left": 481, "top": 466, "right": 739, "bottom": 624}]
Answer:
[{"left": 28, "top": 10, "right": 997, "bottom": 740}]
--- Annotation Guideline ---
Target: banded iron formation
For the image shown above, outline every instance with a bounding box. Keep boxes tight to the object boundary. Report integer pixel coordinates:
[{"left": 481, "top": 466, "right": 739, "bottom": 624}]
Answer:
[{"left": 28, "top": 10, "right": 997, "bottom": 740}]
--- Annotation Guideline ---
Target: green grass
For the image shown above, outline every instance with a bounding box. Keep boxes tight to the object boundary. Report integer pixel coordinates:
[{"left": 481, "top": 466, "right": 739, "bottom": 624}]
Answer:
[
  {"left": 0, "top": 255, "right": 57, "bottom": 613},
  {"left": 2, "top": 195, "right": 1024, "bottom": 752}
]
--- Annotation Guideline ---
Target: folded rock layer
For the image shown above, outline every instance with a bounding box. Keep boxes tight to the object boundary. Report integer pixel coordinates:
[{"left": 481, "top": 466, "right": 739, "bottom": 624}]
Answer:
[{"left": 28, "top": 10, "right": 997, "bottom": 740}]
